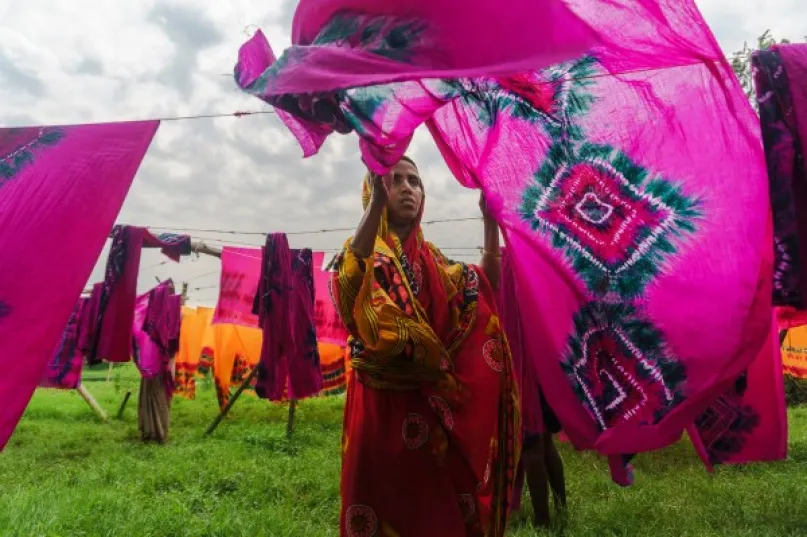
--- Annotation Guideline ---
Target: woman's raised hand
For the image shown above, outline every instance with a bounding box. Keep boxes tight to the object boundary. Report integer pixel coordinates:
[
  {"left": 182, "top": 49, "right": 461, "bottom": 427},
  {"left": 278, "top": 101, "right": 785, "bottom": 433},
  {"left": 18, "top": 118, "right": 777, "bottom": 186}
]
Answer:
[{"left": 369, "top": 172, "right": 391, "bottom": 208}]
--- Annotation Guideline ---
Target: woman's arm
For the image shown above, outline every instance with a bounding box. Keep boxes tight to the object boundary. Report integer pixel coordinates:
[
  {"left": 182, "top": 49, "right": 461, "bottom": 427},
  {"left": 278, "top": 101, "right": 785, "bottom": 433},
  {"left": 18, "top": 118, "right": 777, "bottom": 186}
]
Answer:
[
  {"left": 350, "top": 173, "right": 389, "bottom": 258},
  {"left": 191, "top": 241, "right": 222, "bottom": 259},
  {"left": 479, "top": 194, "right": 501, "bottom": 290}
]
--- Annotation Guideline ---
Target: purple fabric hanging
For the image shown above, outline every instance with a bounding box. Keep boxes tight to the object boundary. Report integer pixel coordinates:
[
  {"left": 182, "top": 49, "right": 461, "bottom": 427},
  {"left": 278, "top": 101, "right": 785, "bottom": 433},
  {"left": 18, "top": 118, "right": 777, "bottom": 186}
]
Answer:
[
  {"left": 86, "top": 226, "right": 191, "bottom": 365},
  {"left": 253, "top": 234, "right": 323, "bottom": 400}
]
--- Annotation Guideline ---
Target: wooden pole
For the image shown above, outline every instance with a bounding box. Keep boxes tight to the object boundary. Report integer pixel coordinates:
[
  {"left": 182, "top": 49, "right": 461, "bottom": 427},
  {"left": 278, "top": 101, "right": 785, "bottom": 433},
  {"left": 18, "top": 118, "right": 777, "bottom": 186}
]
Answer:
[
  {"left": 116, "top": 391, "right": 132, "bottom": 419},
  {"left": 204, "top": 366, "right": 260, "bottom": 436},
  {"left": 106, "top": 362, "right": 114, "bottom": 382},
  {"left": 286, "top": 399, "right": 298, "bottom": 439},
  {"left": 780, "top": 329, "right": 788, "bottom": 347},
  {"left": 76, "top": 385, "right": 108, "bottom": 422}
]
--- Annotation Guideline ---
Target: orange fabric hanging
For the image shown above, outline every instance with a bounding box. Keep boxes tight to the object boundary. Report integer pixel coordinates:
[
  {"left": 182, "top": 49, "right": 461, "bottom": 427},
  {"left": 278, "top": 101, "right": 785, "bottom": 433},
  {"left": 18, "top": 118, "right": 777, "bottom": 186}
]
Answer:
[
  {"left": 782, "top": 325, "right": 807, "bottom": 379},
  {"left": 175, "top": 307, "right": 213, "bottom": 399}
]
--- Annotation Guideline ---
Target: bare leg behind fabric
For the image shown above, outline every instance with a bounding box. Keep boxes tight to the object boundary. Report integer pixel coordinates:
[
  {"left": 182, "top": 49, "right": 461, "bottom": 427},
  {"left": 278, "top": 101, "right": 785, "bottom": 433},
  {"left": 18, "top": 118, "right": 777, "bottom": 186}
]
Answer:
[
  {"left": 522, "top": 435, "right": 551, "bottom": 527},
  {"left": 543, "top": 433, "right": 567, "bottom": 514}
]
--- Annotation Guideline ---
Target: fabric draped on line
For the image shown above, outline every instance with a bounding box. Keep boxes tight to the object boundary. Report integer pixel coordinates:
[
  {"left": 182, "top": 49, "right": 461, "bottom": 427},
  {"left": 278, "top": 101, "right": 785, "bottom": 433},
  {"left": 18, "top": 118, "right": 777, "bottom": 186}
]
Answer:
[
  {"left": 86, "top": 225, "right": 191, "bottom": 366},
  {"left": 753, "top": 44, "right": 807, "bottom": 309},
  {"left": 252, "top": 234, "right": 323, "bottom": 401},
  {"left": 0, "top": 121, "right": 158, "bottom": 450},
  {"left": 132, "top": 280, "right": 182, "bottom": 443},
  {"left": 329, "top": 173, "right": 519, "bottom": 537},
  {"left": 782, "top": 325, "right": 807, "bottom": 379},
  {"left": 234, "top": 0, "right": 779, "bottom": 485},
  {"left": 175, "top": 306, "right": 214, "bottom": 399},
  {"left": 213, "top": 325, "right": 262, "bottom": 410}
]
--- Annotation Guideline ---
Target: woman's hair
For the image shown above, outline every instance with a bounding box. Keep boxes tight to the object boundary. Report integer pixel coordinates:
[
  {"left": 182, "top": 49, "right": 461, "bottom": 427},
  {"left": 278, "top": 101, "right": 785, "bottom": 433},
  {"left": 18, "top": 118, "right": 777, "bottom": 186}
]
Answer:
[{"left": 400, "top": 155, "right": 418, "bottom": 169}]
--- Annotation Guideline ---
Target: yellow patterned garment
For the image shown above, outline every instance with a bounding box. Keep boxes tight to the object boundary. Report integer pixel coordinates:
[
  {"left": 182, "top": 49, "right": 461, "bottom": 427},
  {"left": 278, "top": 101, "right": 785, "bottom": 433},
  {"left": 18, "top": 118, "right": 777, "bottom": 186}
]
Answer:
[{"left": 331, "top": 173, "right": 520, "bottom": 537}]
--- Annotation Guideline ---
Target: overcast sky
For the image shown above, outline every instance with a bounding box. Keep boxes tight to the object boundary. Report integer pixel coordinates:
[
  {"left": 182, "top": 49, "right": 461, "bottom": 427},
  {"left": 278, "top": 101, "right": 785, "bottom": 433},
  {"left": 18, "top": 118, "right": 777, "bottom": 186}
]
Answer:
[{"left": 1, "top": 0, "right": 805, "bottom": 306}]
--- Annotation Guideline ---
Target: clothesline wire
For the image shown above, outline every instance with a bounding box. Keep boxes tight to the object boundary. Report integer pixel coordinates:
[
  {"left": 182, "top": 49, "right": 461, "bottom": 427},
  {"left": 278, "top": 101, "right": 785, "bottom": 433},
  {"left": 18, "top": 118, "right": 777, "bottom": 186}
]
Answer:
[
  {"left": 28, "top": 58, "right": 727, "bottom": 130},
  {"left": 141, "top": 260, "right": 169, "bottom": 271},
  {"left": 159, "top": 110, "right": 275, "bottom": 123},
  {"left": 147, "top": 216, "right": 483, "bottom": 237},
  {"left": 185, "top": 270, "right": 220, "bottom": 282},
  {"left": 192, "top": 285, "right": 218, "bottom": 291}
]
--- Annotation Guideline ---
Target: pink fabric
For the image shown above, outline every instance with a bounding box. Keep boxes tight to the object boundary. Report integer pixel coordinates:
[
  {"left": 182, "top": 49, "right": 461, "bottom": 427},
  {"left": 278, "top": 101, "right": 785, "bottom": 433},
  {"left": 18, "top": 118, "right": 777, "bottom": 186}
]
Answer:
[
  {"left": 213, "top": 248, "right": 350, "bottom": 345},
  {"left": 688, "top": 313, "right": 788, "bottom": 469},
  {"left": 313, "top": 252, "right": 350, "bottom": 345},
  {"left": 212, "top": 247, "right": 262, "bottom": 328},
  {"left": 496, "top": 249, "right": 543, "bottom": 438},
  {"left": 39, "top": 298, "right": 88, "bottom": 390},
  {"left": 143, "top": 281, "right": 182, "bottom": 359},
  {"left": 0, "top": 121, "right": 158, "bottom": 450},
  {"left": 133, "top": 293, "right": 160, "bottom": 377},
  {"left": 236, "top": 1, "right": 776, "bottom": 484},
  {"left": 253, "top": 235, "right": 323, "bottom": 401},
  {"left": 89, "top": 226, "right": 190, "bottom": 364},
  {"left": 235, "top": 0, "right": 599, "bottom": 165},
  {"left": 133, "top": 282, "right": 180, "bottom": 399}
]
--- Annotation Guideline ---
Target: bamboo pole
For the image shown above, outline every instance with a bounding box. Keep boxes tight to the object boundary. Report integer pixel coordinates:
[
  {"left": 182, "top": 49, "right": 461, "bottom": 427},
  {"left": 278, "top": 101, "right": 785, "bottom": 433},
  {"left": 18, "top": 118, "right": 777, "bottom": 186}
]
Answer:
[
  {"left": 204, "top": 366, "right": 260, "bottom": 436},
  {"left": 286, "top": 399, "right": 298, "bottom": 439},
  {"left": 116, "top": 391, "right": 132, "bottom": 419},
  {"left": 76, "top": 385, "right": 108, "bottom": 422}
]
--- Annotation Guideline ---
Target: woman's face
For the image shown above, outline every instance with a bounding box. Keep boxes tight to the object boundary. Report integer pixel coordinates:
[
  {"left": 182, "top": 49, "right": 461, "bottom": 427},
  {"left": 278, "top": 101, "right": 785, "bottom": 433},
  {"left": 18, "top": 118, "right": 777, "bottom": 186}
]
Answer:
[{"left": 386, "top": 160, "right": 423, "bottom": 227}]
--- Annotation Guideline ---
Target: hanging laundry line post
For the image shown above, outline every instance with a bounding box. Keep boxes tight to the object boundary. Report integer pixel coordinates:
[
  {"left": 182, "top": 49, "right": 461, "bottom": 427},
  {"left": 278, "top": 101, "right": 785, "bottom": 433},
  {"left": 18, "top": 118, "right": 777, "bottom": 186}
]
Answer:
[
  {"left": 286, "top": 399, "right": 297, "bottom": 439},
  {"left": 76, "top": 385, "right": 108, "bottom": 422},
  {"left": 204, "top": 366, "right": 260, "bottom": 436}
]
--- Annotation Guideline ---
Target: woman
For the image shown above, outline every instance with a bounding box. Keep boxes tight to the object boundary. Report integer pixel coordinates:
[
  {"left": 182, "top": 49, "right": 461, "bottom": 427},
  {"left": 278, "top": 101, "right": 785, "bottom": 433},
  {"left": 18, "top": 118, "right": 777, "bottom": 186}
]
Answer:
[{"left": 331, "top": 156, "right": 520, "bottom": 537}]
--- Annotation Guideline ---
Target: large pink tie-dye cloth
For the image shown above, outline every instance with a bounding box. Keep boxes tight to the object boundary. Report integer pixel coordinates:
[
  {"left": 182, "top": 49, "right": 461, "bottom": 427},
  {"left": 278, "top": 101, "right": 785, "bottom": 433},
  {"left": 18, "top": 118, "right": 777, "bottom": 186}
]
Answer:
[
  {"left": 236, "top": 1, "right": 776, "bottom": 483},
  {"left": 0, "top": 121, "right": 158, "bottom": 450}
]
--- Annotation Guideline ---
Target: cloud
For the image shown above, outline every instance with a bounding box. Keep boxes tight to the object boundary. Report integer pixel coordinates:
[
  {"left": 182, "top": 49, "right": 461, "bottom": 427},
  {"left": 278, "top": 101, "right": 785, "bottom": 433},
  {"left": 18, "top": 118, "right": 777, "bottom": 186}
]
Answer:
[
  {"left": 147, "top": 3, "right": 225, "bottom": 99},
  {"left": 74, "top": 57, "right": 104, "bottom": 76},
  {"left": 0, "top": 47, "right": 46, "bottom": 98}
]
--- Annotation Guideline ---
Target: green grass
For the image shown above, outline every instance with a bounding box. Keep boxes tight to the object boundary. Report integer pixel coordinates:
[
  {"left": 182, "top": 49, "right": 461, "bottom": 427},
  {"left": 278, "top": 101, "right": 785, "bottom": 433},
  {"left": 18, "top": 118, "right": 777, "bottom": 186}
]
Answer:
[{"left": 1, "top": 365, "right": 806, "bottom": 537}]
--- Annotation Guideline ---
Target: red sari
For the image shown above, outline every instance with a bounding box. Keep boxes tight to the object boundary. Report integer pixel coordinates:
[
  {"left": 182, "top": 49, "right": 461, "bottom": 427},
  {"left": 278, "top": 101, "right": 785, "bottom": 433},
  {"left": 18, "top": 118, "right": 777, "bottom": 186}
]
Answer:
[{"left": 331, "top": 177, "right": 520, "bottom": 536}]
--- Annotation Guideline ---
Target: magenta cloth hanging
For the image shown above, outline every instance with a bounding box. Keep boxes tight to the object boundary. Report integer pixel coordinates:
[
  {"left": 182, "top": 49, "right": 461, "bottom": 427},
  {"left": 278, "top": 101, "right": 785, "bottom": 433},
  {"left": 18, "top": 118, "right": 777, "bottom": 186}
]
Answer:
[
  {"left": 253, "top": 234, "right": 322, "bottom": 401},
  {"left": 234, "top": 0, "right": 600, "bottom": 164},
  {"left": 212, "top": 246, "right": 262, "bottom": 328},
  {"left": 0, "top": 121, "right": 158, "bottom": 450},
  {"left": 688, "top": 313, "right": 787, "bottom": 469},
  {"left": 312, "top": 251, "right": 350, "bottom": 345},
  {"left": 86, "top": 226, "right": 191, "bottom": 365},
  {"left": 235, "top": 0, "right": 776, "bottom": 484},
  {"left": 496, "top": 249, "right": 545, "bottom": 439},
  {"left": 39, "top": 298, "right": 89, "bottom": 390},
  {"left": 133, "top": 281, "right": 181, "bottom": 397}
]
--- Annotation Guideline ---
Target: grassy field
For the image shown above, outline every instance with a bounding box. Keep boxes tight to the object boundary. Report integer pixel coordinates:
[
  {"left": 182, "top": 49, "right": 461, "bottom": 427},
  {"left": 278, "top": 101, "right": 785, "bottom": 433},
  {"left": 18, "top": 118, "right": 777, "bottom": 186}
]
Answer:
[{"left": 1, "top": 365, "right": 806, "bottom": 537}]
